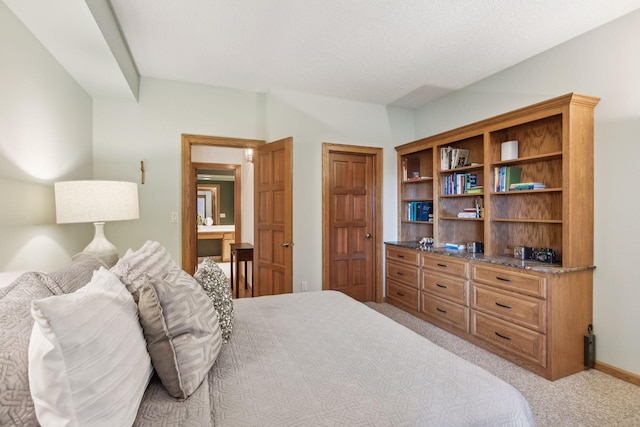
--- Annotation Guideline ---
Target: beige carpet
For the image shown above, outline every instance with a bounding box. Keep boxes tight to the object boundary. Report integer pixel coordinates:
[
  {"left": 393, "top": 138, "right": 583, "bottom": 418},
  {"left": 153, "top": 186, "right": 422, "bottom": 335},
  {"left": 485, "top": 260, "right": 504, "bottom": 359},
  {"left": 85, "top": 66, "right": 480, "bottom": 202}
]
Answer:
[{"left": 364, "top": 301, "right": 640, "bottom": 427}]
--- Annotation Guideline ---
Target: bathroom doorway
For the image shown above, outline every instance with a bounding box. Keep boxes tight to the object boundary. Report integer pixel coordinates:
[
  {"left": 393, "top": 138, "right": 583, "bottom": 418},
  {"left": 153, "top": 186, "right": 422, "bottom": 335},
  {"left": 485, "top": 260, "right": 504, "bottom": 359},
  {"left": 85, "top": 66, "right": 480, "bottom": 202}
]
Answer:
[{"left": 181, "top": 134, "right": 264, "bottom": 276}]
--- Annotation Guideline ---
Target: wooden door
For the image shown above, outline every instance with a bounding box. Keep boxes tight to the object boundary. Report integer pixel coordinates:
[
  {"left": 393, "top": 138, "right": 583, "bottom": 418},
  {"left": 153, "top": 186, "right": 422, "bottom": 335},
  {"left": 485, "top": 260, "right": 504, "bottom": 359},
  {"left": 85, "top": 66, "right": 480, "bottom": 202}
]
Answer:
[
  {"left": 327, "top": 151, "right": 375, "bottom": 301},
  {"left": 254, "top": 137, "right": 293, "bottom": 295}
]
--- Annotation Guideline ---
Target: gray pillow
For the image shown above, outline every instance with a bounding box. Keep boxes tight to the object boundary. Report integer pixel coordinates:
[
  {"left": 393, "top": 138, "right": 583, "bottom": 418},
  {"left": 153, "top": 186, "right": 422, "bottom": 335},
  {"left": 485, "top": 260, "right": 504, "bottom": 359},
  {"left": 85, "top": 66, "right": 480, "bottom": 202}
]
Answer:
[
  {"left": 138, "top": 267, "right": 222, "bottom": 399},
  {"left": 48, "top": 252, "right": 108, "bottom": 294},
  {"left": 0, "top": 273, "right": 55, "bottom": 425},
  {"left": 111, "top": 240, "right": 177, "bottom": 301},
  {"left": 194, "top": 258, "right": 234, "bottom": 343}
]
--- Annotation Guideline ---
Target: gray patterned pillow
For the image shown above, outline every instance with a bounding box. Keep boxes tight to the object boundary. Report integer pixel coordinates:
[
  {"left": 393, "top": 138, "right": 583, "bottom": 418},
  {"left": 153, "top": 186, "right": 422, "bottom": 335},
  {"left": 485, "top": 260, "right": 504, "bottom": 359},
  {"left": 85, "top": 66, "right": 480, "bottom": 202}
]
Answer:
[
  {"left": 0, "top": 273, "right": 55, "bottom": 425},
  {"left": 138, "top": 267, "right": 222, "bottom": 399},
  {"left": 111, "top": 240, "right": 177, "bottom": 301},
  {"left": 48, "top": 252, "right": 108, "bottom": 294},
  {"left": 194, "top": 258, "right": 234, "bottom": 343}
]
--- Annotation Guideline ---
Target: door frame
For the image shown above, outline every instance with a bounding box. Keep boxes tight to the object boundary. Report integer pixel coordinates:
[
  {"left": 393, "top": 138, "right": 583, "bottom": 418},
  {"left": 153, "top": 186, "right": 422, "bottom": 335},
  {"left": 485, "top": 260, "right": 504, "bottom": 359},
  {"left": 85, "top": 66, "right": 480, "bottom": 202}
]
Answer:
[
  {"left": 321, "top": 143, "right": 383, "bottom": 303},
  {"left": 181, "top": 134, "right": 265, "bottom": 274}
]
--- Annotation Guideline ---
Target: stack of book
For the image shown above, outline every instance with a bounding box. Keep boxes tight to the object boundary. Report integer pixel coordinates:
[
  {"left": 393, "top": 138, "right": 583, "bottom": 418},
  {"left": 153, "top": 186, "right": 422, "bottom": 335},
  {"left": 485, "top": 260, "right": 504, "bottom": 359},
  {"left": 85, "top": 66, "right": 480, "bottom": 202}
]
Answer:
[
  {"left": 509, "top": 182, "right": 546, "bottom": 190},
  {"left": 407, "top": 201, "right": 433, "bottom": 221},
  {"left": 440, "top": 147, "right": 470, "bottom": 170},
  {"left": 494, "top": 166, "right": 522, "bottom": 192},
  {"left": 457, "top": 208, "right": 478, "bottom": 218},
  {"left": 466, "top": 185, "right": 483, "bottom": 194}
]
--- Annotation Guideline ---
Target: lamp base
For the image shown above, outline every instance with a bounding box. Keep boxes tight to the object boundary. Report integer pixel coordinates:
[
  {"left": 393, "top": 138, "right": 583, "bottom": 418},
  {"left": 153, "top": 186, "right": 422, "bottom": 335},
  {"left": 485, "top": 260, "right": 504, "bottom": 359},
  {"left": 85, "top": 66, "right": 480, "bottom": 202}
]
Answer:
[{"left": 83, "top": 222, "right": 119, "bottom": 268}]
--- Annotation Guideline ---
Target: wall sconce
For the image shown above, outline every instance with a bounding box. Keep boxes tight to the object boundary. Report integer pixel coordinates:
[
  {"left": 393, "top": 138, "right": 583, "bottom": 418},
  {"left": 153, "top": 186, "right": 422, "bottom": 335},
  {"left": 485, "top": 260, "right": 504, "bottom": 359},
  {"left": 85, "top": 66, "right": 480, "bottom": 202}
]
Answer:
[{"left": 245, "top": 148, "right": 254, "bottom": 163}]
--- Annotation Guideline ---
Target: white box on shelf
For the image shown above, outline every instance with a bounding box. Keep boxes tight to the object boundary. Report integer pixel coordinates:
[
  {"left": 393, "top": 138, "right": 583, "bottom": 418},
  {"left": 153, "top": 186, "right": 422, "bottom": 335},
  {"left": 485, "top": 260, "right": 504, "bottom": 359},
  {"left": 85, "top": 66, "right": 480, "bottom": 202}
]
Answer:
[{"left": 501, "top": 140, "right": 518, "bottom": 161}]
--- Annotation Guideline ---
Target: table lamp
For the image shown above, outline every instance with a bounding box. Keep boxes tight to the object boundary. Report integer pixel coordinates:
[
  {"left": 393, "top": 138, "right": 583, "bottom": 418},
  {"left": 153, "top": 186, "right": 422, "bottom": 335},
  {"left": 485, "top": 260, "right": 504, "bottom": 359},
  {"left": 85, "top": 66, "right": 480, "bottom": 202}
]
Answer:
[{"left": 55, "top": 180, "right": 139, "bottom": 267}]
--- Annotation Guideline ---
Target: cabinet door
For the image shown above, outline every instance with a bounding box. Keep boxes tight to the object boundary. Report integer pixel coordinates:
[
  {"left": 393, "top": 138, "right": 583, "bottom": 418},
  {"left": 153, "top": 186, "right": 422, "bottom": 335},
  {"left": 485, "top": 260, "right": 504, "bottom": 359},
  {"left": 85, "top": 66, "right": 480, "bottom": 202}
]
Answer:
[
  {"left": 386, "top": 261, "right": 419, "bottom": 289},
  {"left": 471, "top": 283, "right": 546, "bottom": 332},
  {"left": 387, "top": 279, "right": 420, "bottom": 311},
  {"left": 422, "top": 293, "right": 469, "bottom": 333},
  {"left": 421, "top": 253, "right": 468, "bottom": 278},
  {"left": 422, "top": 270, "right": 468, "bottom": 306},
  {"left": 471, "top": 263, "right": 546, "bottom": 298},
  {"left": 471, "top": 311, "right": 546, "bottom": 367}
]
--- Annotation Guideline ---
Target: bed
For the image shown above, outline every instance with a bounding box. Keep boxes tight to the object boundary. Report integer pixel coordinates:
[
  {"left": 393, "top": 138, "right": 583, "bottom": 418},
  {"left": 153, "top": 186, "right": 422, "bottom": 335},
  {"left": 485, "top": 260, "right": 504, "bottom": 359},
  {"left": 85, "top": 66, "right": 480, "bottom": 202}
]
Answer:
[
  {"left": 136, "top": 291, "right": 533, "bottom": 426},
  {"left": 1, "top": 251, "right": 533, "bottom": 426}
]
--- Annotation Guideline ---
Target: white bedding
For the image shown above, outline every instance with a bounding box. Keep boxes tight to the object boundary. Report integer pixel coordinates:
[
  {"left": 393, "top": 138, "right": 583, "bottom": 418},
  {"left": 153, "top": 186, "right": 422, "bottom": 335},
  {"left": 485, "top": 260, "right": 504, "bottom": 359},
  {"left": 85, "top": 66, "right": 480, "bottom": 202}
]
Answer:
[{"left": 209, "top": 291, "right": 533, "bottom": 426}]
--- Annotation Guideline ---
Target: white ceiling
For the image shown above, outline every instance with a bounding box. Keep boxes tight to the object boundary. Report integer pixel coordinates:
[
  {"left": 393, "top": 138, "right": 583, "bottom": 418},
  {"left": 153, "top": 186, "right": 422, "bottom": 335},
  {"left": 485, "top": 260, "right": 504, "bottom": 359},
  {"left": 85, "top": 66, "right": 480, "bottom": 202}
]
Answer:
[{"left": 7, "top": 0, "right": 640, "bottom": 108}]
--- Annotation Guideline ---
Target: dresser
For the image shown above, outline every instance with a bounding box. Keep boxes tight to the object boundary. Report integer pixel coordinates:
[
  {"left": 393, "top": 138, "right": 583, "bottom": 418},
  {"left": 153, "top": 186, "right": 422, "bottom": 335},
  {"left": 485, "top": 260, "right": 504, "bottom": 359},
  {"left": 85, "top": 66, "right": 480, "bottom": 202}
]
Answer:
[
  {"left": 388, "top": 94, "right": 597, "bottom": 381},
  {"left": 385, "top": 243, "right": 593, "bottom": 380}
]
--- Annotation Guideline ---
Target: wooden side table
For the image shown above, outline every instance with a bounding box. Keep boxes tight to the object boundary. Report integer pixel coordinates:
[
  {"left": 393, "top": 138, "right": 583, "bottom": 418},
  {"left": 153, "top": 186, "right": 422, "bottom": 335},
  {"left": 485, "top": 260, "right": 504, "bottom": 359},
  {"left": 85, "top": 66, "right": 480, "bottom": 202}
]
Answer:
[{"left": 230, "top": 243, "right": 254, "bottom": 298}]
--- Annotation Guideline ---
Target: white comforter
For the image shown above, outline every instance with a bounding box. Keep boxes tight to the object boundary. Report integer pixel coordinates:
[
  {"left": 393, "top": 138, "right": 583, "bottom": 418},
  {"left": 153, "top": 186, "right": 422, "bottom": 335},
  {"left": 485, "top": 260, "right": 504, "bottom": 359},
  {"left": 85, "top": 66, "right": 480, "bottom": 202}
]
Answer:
[{"left": 209, "top": 291, "right": 533, "bottom": 426}]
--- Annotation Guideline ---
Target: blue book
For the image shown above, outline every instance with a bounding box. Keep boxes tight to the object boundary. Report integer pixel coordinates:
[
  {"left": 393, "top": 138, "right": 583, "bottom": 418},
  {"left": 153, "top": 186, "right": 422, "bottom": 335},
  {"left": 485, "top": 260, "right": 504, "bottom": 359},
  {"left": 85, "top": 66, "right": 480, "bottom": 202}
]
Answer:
[{"left": 420, "top": 202, "right": 432, "bottom": 221}]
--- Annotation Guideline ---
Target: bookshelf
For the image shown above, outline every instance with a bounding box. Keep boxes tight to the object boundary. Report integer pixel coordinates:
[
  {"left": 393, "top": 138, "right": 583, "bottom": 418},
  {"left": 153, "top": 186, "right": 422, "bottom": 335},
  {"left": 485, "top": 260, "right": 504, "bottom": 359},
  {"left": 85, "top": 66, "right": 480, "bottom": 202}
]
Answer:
[
  {"left": 395, "top": 93, "right": 599, "bottom": 268},
  {"left": 398, "top": 147, "right": 434, "bottom": 241},
  {"left": 389, "top": 93, "right": 599, "bottom": 380}
]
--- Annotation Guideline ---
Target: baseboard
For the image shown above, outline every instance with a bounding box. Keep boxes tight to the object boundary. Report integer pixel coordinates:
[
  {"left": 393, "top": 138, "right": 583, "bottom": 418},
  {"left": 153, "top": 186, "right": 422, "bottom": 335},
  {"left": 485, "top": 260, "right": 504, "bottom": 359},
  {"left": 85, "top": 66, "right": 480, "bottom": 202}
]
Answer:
[{"left": 595, "top": 361, "right": 640, "bottom": 386}]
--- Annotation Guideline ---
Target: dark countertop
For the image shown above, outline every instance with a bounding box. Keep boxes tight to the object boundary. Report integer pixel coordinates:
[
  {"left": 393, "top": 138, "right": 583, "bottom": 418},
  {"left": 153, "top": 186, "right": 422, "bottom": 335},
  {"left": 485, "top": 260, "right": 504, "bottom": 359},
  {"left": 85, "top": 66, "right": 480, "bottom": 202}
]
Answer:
[{"left": 384, "top": 241, "right": 595, "bottom": 274}]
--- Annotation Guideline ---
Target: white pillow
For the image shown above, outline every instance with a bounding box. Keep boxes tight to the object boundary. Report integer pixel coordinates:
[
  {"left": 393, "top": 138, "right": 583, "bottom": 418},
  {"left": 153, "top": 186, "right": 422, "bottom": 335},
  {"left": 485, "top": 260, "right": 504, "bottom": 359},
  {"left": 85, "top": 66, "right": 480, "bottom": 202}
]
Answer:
[{"left": 28, "top": 267, "right": 153, "bottom": 427}]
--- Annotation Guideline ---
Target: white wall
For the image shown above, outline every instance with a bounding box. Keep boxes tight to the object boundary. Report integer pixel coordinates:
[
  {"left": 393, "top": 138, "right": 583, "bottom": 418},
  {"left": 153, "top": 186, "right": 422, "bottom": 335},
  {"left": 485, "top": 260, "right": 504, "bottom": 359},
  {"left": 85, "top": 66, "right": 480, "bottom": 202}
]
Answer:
[
  {"left": 0, "top": 2, "right": 94, "bottom": 272},
  {"left": 92, "top": 77, "right": 266, "bottom": 260},
  {"left": 414, "top": 10, "right": 640, "bottom": 376},
  {"left": 94, "top": 84, "right": 413, "bottom": 291},
  {"left": 265, "top": 90, "right": 413, "bottom": 291}
]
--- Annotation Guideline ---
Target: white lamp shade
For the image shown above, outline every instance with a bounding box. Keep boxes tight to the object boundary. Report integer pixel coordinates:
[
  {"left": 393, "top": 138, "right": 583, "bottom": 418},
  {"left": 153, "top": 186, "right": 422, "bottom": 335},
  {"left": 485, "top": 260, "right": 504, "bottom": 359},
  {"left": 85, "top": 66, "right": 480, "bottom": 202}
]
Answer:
[{"left": 55, "top": 181, "right": 139, "bottom": 224}]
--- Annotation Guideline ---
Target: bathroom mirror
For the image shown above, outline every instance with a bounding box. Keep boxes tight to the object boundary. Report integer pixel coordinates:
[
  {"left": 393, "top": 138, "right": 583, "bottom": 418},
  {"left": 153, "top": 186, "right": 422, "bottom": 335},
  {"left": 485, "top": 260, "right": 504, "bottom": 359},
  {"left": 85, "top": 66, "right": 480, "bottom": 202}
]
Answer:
[{"left": 196, "top": 184, "right": 220, "bottom": 225}]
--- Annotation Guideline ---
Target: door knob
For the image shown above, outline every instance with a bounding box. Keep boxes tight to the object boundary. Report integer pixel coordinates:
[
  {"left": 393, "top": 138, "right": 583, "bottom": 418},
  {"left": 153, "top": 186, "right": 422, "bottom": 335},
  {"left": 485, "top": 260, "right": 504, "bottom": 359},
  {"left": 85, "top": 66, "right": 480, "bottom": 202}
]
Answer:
[
  {"left": 282, "top": 242, "right": 294, "bottom": 248},
  {"left": 366, "top": 233, "right": 372, "bottom": 239}
]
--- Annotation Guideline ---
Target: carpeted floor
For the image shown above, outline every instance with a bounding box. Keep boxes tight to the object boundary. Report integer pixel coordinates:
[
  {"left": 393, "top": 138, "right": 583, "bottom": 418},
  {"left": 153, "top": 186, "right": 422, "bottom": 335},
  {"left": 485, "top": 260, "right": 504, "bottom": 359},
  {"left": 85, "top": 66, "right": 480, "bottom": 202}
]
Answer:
[{"left": 364, "top": 301, "right": 640, "bottom": 427}]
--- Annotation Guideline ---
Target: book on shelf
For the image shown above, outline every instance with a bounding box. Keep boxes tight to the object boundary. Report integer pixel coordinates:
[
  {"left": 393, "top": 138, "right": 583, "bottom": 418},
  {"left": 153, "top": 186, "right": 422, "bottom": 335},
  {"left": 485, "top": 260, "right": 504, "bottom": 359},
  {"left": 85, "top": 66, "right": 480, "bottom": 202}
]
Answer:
[
  {"left": 450, "top": 148, "right": 470, "bottom": 169},
  {"left": 494, "top": 166, "right": 522, "bottom": 191},
  {"left": 443, "top": 172, "right": 478, "bottom": 195},
  {"left": 466, "top": 186, "right": 483, "bottom": 194},
  {"left": 420, "top": 202, "right": 432, "bottom": 221},
  {"left": 457, "top": 212, "right": 478, "bottom": 218},
  {"left": 440, "top": 146, "right": 470, "bottom": 170},
  {"left": 440, "top": 147, "right": 452, "bottom": 170},
  {"left": 444, "top": 242, "right": 466, "bottom": 250},
  {"left": 407, "top": 201, "right": 433, "bottom": 221},
  {"left": 510, "top": 182, "right": 546, "bottom": 190}
]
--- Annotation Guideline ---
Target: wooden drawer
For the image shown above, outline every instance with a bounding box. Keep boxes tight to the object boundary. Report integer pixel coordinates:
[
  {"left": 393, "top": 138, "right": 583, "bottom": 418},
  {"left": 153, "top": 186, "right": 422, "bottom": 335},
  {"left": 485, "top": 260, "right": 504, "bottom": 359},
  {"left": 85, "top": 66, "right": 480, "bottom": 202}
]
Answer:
[
  {"left": 421, "top": 270, "right": 468, "bottom": 306},
  {"left": 421, "top": 253, "right": 468, "bottom": 278},
  {"left": 471, "top": 283, "right": 546, "bottom": 332},
  {"left": 471, "top": 311, "right": 546, "bottom": 367},
  {"left": 471, "top": 263, "right": 547, "bottom": 298},
  {"left": 386, "top": 246, "right": 420, "bottom": 266},
  {"left": 386, "top": 261, "right": 419, "bottom": 289},
  {"left": 421, "top": 293, "right": 469, "bottom": 333},
  {"left": 386, "top": 280, "right": 420, "bottom": 311}
]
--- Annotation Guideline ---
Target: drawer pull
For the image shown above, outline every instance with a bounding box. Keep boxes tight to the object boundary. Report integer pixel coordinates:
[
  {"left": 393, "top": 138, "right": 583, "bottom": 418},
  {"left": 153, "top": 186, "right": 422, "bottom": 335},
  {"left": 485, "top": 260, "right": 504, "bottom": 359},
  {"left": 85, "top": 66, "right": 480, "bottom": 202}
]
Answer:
[
  {"left": 496, "top": 276, "right": 513, "bottom": 283},
  {"left": 436, "top": 307, "right": 448, "bottom": 314},
  {"left": 495, "top": 331, "right": 512, "bottom": 341},
  {"left": 396, "top": 272, "right": 405, "bottom": 276},
  {"left": 436, "top": 283, "right": 448, "bottom": 289},
  {"left": 495, "top": 302, "right": 512, "bottom": 309},
  {"left": 397, "top": 255, "right": 405, "bottom": 259},
  {"left": 437, "top": 263, "right": 448, "bottom": 268},
  {"left": 396, "top": 291, "right": 405, "bottom": 297}
]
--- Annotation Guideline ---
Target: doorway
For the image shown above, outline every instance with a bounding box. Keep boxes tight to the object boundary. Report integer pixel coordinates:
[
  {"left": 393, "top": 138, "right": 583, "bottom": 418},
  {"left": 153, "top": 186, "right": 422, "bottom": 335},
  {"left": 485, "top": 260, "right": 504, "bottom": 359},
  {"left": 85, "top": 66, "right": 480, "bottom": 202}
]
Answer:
[
  {"left": 322, "top": 143, "right": 383, "bottom": 303},
  {"left": 195, "top": 164, "right": 240, "bottom": 277},
  {"left": 181, "top": 134, "right": 264, "bottom": 275}
]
